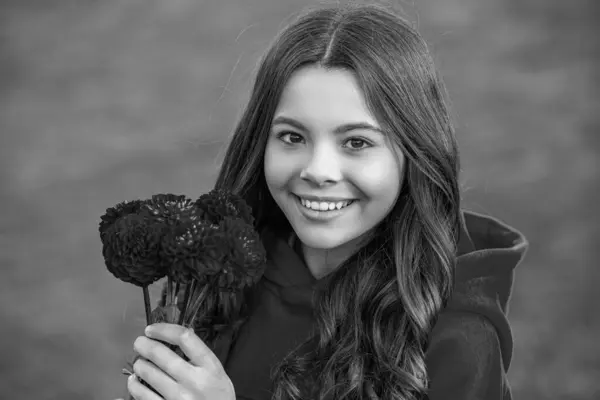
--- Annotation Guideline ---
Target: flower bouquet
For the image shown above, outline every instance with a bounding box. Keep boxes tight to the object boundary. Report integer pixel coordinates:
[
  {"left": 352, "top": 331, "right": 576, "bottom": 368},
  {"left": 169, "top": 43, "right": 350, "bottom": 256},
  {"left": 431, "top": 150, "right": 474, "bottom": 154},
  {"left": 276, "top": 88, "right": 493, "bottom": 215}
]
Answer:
[{"left": 99, "top": 190, "right": 267, "bottom": 397}]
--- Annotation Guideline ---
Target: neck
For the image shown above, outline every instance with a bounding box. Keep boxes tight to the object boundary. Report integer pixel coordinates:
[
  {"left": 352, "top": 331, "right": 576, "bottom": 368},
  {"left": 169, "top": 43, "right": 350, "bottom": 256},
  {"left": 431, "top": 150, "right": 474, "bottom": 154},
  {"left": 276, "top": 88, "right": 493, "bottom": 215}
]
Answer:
[
  {"left": 301, "top": 247, "right": 341, "bottom": 280},
  {"left": 297, "top": 233, "right": 373, "bottom": 280}
]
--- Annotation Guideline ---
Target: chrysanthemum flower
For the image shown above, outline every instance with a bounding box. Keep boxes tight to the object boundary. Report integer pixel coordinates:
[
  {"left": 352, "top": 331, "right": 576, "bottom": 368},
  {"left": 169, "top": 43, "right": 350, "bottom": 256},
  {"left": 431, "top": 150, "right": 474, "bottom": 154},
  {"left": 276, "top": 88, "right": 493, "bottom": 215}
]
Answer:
[
  {"left": 216, "top": 216, "right": 267, "bottom": 291},
  {"left": 99, "top": 199, "right": 148, "bottom": 236},
  {"left": 160, "top": 219, "right": 225, "bottom": 284},
  {"left": 195, "top": 189, "right": 254, "bottom": 226},
  {"left": 160, "top": 215, "right": 266, "bottom": 292},
  {"left": 101, "top": 214, "right": 168, "bottom": 287},
  {"left": 142, "top": 194, "right": 204, "bottom": 226},
  {"left": 103, "top": 190, "right": 267, "bottom": 399}
]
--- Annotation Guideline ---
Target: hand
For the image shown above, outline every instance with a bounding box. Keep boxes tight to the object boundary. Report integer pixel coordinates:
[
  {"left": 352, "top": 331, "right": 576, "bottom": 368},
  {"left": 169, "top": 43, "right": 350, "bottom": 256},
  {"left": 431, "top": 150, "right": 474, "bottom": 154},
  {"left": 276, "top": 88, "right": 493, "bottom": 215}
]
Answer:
[{"left": 126, "top": 323, "right": 235, "bottom": 400}]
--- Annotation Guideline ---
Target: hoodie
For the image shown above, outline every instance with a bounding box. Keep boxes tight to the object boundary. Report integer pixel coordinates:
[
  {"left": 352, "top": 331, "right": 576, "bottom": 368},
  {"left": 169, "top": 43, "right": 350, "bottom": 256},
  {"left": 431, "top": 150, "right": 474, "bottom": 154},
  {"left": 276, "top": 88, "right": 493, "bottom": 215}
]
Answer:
[{"left": 221, "top": 210, "right": 528, "bottom": 400}]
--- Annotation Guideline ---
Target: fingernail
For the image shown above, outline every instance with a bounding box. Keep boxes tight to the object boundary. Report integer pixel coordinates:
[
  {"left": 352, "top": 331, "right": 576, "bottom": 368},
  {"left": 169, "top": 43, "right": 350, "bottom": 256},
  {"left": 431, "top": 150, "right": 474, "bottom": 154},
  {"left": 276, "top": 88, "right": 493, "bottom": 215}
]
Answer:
[
  {"left": 129, "top": 373, "right": 137, "bottom": 381},
  {"left": 144, "top": 326, "right": 153, "bottom": 336}
]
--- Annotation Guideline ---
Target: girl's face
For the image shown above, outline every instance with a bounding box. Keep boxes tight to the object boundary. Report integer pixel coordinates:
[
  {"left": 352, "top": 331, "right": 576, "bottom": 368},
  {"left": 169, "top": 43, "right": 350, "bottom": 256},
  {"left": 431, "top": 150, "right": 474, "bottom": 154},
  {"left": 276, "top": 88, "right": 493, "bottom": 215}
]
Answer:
[{"left": 264, "top": 65, "right": 404, "bottom": 251}]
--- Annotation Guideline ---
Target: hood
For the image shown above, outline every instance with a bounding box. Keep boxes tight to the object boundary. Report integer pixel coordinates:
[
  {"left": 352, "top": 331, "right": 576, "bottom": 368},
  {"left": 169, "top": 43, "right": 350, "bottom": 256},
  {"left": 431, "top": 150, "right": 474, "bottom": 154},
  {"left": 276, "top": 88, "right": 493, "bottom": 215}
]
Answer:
[
  {"left": 448, "top": 210, "right": 529, "bottom": 369},
  {"left": 259, "top": 209, "right": 529, "bottom": 368}
]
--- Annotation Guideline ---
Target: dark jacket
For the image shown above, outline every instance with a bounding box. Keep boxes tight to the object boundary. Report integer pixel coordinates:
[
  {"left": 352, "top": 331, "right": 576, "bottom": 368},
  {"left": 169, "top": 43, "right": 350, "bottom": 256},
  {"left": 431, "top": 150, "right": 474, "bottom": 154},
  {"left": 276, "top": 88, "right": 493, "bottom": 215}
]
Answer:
[{"left": 220, "top": 210, "right": 529, "bottom": 400}]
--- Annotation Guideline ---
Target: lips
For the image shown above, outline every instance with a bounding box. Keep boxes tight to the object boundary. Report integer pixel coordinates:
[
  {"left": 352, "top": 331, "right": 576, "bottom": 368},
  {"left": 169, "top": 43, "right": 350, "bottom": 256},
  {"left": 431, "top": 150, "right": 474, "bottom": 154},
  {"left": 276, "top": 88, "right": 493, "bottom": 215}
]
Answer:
[
  {"left": 295, "top": 194, "right": 355, "bottom": 211},
  {"left": 302, "top": 198, "right": 353, "bottom": 211}
]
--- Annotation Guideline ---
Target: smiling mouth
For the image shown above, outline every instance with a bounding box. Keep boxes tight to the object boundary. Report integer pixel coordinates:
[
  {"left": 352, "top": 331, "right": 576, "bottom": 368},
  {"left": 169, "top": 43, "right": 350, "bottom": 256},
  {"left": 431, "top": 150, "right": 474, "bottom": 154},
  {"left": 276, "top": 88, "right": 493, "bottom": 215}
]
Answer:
[{"left": 293, "top": 194, "right": 356, "bottom": 211}]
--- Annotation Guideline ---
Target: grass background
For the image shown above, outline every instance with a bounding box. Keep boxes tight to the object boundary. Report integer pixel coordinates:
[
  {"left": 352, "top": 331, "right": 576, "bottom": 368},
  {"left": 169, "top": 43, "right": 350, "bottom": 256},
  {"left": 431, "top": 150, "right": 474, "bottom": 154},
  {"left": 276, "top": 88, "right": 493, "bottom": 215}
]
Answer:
[{"left": 0, "top": 0, "right": 597, "bottom": 399}]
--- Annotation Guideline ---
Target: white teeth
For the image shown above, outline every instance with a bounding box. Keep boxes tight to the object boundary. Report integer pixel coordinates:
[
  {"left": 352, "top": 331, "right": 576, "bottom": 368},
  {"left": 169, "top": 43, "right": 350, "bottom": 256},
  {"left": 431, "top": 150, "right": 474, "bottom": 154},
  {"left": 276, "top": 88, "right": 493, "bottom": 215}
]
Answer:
[{"left": 299, "top": 197, "right": 353, "bottom": 211}]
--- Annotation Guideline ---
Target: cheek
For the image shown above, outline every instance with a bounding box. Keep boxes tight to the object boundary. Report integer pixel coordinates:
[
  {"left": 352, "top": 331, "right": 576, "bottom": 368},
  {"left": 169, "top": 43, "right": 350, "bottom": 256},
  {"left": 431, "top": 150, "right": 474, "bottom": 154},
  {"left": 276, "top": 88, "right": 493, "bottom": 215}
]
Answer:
[
  {"left": 264, "top": 141, "right": 295, "bottom": 189},
  {"left": 263, "top": 142, "right": 278, "bottom": 188},
  {"left": 353, "top": 155, "right": 401, "bottom": 201}
]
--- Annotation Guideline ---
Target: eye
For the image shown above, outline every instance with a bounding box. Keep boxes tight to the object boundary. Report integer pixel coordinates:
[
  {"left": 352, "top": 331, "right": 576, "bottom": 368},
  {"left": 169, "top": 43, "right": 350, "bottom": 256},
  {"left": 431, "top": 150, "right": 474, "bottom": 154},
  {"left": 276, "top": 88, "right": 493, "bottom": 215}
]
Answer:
[
  {"left": 276, "top": 131, "right": 304, "bottom": 145},
  {"left": 343, "top": 137, "right": 372, "bottom": 151}
]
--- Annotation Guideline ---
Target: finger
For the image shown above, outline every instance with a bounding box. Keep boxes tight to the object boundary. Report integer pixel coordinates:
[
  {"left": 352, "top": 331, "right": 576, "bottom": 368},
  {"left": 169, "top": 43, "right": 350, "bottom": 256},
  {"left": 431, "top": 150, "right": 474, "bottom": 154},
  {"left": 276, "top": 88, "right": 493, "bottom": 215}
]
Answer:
[
  {"left": 133, "top": 357, "right": 179, "bottom": 399},
  {"left": 145, "top": 323, "right": 221, "bottom": 369},
  {"left": 133, "top": 336, "right": 193, "bottom": 384},
  {"left": 127, "top": 373, "right": 163, "bottom": 400}
]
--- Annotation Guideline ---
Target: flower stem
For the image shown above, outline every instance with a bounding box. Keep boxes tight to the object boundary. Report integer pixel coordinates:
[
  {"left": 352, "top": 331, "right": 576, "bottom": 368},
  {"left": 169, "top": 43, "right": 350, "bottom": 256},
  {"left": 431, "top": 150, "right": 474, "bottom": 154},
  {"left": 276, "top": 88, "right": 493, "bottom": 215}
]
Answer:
[
  {"left": 174, "top": 281, "right": 181, "bottom": 304},
  {"left": 185, "top": 276, "right": 218, "bottom": 328},
  {"left": 178, "top": 282, "right": 193, "bottom": 325},
  {"left": 182, "top": 280, "right": 197, "bottom": 326},
  {"left": 167, "top": 275, "right": 174, "bottom": 306},
  {"left": 142, "top": 285, "right": 151, "bottom": 325},
  {"left": 185, "top": 285, "right": 206, "bottom": 328}
]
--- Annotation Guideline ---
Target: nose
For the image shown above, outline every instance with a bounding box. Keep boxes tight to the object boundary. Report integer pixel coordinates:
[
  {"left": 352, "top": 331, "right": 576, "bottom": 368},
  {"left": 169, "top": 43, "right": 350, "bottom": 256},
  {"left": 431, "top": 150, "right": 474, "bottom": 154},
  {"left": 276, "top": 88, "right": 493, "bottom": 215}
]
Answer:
[{"left": 299, "top": 144, "right": 342, "bottom": 186}]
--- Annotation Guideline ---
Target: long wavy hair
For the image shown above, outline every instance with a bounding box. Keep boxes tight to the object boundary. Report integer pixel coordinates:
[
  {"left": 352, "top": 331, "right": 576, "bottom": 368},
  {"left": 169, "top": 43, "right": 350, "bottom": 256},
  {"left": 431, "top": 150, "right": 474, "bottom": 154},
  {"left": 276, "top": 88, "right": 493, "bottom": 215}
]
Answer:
[{"left": 212, "top": 3, "right": 462, "bottom": 399}]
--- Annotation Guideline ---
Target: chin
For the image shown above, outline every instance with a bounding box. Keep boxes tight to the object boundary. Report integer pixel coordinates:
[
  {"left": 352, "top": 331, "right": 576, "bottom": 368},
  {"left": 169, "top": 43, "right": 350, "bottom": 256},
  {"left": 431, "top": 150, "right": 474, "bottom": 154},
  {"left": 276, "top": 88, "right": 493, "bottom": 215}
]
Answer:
[{"left": 294, "top": 227, "right": 357, "bottom": 250}]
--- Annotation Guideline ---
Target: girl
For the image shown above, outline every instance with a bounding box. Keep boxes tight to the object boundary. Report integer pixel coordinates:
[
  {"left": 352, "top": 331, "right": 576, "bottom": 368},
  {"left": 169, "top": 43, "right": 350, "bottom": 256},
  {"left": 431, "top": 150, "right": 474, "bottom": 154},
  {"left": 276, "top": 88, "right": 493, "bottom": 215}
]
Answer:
[{"left": 125, "top": 3, "right": 529, "bottom": 400}]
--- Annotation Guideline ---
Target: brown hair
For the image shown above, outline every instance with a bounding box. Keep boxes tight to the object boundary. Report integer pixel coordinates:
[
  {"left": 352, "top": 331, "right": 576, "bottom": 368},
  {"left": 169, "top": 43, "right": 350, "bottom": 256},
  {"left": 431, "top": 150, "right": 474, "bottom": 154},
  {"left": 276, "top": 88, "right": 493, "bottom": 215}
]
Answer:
[{"left": 213, "top": 2, "right": 461, "bottom": 399}]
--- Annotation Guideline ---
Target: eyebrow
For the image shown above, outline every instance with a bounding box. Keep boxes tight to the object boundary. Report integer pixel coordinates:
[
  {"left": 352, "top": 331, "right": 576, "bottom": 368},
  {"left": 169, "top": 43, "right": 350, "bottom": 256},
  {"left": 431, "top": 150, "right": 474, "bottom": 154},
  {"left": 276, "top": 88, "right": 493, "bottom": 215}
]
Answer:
[{"left": 272, "top": 116, "right": 383, "bottom": 135}]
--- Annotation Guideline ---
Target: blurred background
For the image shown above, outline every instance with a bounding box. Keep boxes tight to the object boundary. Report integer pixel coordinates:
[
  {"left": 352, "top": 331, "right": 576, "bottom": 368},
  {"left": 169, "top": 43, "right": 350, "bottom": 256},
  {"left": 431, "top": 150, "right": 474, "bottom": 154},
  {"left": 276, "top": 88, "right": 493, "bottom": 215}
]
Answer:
[{"left": 0, "top": 0, "right": 597, "bottom": 399}]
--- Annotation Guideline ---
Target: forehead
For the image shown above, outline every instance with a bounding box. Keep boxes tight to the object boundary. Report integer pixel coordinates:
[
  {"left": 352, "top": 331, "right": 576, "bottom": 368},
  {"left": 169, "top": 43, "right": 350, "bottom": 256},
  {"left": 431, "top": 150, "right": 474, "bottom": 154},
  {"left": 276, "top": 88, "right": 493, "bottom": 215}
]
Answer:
[{"left": 275, "top": 65, "right": 379, "bottom": 127}]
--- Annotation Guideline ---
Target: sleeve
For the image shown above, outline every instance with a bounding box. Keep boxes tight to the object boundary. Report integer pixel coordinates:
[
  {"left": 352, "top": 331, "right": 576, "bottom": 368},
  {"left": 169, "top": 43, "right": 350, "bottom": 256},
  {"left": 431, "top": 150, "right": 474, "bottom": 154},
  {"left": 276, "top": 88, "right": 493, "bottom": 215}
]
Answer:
[{"left": 424, "top": 311, "right": 512, "bottom": 400}]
